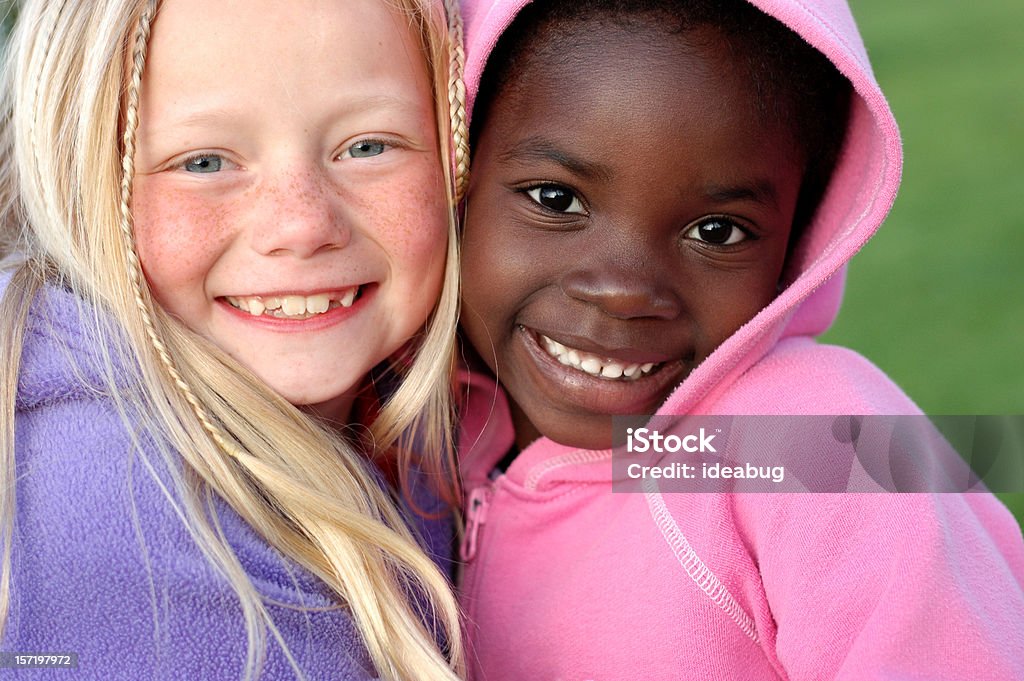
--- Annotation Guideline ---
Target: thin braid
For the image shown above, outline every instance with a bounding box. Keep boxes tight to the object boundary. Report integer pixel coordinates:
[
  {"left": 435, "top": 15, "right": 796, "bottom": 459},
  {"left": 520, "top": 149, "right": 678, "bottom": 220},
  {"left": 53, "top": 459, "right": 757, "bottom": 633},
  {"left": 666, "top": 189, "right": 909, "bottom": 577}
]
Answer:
[
  {"left": 28, "top": 0, "right": 70, "bottom": 210},
  {"left": 443, "top": 0, "right": 469, "bottom": 202},
  {"left": 116, "top": 0, "right": 244, "bottom": 461}
]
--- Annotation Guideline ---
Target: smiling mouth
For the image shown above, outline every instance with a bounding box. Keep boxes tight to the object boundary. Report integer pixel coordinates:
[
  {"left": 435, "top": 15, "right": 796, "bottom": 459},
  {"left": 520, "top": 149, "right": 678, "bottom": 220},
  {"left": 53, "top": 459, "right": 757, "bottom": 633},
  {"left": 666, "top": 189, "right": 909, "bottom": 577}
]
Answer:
[
  {"left": 536, "top": 332, "right": 662, "bottom": 381},
  {"left": 224, "top": 285, "right": 363, "bottom": 320}
]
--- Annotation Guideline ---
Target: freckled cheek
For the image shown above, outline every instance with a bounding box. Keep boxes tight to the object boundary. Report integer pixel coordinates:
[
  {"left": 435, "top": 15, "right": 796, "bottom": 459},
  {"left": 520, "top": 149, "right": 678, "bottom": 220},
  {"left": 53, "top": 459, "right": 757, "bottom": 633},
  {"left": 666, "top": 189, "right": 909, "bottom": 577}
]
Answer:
[
  {"left": 131, "top": 178, "right": 237, "bottom": 308},
  {"left": 359, "top": 167, "right": 449, "bottom": 286}
]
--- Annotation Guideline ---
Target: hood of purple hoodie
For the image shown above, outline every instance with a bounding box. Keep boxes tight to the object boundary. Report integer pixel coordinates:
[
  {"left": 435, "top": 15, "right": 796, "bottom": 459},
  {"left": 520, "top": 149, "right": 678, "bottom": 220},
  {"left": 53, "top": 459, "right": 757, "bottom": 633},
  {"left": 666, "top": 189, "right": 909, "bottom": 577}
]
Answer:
[{"left": 461, "top": 0, "right": 902, "bottom": 419}]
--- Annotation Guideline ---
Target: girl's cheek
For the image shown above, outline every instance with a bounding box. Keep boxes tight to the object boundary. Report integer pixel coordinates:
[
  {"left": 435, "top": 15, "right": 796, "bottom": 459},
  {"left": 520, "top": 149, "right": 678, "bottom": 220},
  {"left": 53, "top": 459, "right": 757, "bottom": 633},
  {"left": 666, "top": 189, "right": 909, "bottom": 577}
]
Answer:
[
  {"left": 356, "top": 160, "right": 449, "bottom": 264},
  {"left": 132, "top": 177, "right": 235, "bottom": 297},
  {"left": 400, "top": 181, "right": 448, "bottom": 261},
  {"left": 372, "top": 165, "right": 449, "bottom": 318}
]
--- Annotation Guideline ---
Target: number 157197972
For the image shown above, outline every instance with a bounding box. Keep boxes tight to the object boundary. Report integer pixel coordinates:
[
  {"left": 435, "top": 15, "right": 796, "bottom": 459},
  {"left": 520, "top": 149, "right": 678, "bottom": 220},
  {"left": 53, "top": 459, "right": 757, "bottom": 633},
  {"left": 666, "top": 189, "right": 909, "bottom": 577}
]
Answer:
[{"left": 0, "top": 652, "right": 78, "bottom": 668}]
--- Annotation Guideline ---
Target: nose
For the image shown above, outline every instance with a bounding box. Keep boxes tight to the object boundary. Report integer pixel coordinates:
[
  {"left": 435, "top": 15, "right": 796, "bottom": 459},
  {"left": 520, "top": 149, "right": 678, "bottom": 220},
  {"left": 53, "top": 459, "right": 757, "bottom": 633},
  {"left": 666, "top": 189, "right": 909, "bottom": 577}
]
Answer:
[
  {"left": 560, "top": 248, "right": 682, "bottom": 320},
  {"left": 250, "top": 168, "right": 351, "bottom": 258}
]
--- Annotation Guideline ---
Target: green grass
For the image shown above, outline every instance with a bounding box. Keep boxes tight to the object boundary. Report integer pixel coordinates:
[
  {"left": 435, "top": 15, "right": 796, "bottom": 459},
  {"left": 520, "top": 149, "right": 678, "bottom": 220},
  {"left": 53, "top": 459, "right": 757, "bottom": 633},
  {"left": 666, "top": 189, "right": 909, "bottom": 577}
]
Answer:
[{"left": 824, "top": 1, "right": 1024, "bottom": 524}]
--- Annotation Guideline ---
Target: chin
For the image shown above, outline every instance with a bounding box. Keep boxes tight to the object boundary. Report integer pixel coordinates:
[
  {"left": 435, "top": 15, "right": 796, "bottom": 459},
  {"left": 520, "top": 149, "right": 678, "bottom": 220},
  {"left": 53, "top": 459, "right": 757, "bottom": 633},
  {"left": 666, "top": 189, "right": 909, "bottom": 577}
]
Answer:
[
  {"left": 267, "top": 381, "right": 357, "bottom": 417},
  {"left": 539, "top": 418, "right": 615, "bottom": 451}
]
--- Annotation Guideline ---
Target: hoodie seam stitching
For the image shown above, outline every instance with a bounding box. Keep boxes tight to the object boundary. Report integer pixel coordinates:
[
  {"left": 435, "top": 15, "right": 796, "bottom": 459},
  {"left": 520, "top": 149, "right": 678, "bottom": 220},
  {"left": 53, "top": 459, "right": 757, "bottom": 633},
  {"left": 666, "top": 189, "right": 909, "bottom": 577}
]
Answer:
[
  {"left": 524, "top": 449, "right": 613, "bottom": 491},
  {"left": 645, "top": 479, "right": 760, "bottom": 644},
  {"left": 493, "top": 477, "right": 602, "bottom": 505}
]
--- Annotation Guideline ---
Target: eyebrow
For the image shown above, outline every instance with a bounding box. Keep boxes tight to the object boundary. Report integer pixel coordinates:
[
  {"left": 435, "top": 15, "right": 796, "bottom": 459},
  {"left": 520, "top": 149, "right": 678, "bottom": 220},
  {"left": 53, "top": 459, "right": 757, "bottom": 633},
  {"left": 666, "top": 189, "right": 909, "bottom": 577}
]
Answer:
[
  {"left": 703, "top": 180, "right": 781, "bottom": 211},
  {"left": 499, "top": 136, "right": 613, "bottom": 183}
]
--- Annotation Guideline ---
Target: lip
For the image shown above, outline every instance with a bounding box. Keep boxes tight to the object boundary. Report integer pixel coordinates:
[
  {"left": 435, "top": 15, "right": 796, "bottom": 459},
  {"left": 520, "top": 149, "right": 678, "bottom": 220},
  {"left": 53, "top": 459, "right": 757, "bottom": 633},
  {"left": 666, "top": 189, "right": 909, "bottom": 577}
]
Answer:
[
  {"left": 514, "top": 324, "right": 689, "bottom": 416},
  {"left": 216, "top": 283, "right": 376, "bottom": 333}
]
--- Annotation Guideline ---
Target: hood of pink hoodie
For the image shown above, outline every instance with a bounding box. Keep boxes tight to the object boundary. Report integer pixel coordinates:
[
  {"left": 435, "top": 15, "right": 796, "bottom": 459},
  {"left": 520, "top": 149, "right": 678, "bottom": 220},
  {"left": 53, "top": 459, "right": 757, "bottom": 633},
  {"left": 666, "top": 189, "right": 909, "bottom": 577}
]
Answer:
[{"left": 459, "top": 0, "right": 905, "bottom": 482}]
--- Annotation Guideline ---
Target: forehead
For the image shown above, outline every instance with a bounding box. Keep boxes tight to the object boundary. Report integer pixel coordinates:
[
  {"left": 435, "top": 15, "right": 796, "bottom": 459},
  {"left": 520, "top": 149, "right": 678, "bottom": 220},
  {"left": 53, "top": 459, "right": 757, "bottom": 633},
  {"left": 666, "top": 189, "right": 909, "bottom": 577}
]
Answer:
[
  {"left": 142, "top": 0, "right": 432, "bottom": 124},
  {"left": 481, "top": 16, "right": 801, "bottom": 172}
]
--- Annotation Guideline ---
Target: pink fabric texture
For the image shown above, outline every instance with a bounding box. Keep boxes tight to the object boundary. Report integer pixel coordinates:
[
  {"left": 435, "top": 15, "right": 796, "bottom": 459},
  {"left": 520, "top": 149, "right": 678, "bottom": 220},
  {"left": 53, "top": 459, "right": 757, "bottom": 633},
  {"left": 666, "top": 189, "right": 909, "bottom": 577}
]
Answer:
[{"left": 457, "top": 0, "right": 1024, "bottom": 679}]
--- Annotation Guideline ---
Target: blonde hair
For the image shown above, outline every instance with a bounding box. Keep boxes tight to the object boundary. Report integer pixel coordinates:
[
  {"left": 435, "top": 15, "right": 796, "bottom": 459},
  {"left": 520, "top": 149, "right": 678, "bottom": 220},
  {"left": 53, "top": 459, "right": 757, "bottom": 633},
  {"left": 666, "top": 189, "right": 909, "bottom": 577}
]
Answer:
[{"left": 0, "top": 0, "right": 469, "bottom": 679}]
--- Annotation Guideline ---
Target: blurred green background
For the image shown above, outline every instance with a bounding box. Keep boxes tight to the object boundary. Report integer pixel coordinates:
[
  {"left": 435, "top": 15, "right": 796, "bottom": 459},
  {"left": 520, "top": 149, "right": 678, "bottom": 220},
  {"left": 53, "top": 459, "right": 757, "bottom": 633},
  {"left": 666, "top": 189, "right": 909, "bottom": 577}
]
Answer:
[
  {"left": 0, "top": 1, "right": 1020, "bottom": 526},
  {"left": 1, "top": 2, "right": 14, "bottom": 36},
  {"left": 826, "top": 1, "right": 1024, "bottom": 525}
]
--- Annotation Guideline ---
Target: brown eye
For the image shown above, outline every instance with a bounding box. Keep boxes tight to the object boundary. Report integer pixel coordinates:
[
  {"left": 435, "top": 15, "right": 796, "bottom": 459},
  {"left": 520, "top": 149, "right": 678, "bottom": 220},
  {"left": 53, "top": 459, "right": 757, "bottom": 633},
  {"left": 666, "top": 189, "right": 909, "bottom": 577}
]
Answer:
[
  {"left": 685, "top": 218, "right": 748, "bottom": 245},
  {"left": 526, "top": 185, "right": 584, "bottom": 214}
]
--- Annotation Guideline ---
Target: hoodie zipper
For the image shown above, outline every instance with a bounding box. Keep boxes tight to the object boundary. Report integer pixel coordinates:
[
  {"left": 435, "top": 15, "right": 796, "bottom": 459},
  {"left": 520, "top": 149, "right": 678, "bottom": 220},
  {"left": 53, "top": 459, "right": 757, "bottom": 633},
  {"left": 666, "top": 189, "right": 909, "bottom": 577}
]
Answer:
[
  {"left": 460, "top": 485, "right": 493, "bottom": 562},
  {"left": 462, "top": 451, "right": 611, "bottom": 562}
]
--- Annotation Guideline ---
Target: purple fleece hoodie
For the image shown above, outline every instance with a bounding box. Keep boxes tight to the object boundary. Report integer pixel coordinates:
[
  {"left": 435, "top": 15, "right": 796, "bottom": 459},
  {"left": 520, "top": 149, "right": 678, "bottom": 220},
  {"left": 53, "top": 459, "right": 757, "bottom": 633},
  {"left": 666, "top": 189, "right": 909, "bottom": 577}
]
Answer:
[
  {"left": 456, "top": 0, "right": 1024, "bottom": 679},
  {"left": 3, "top": 275, "right": 453, "bottom": 680}
]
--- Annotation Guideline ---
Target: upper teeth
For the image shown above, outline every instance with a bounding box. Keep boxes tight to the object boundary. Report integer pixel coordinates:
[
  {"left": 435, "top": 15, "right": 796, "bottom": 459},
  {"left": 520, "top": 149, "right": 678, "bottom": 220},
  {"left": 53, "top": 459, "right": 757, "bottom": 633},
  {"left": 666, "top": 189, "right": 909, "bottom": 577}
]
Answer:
[
  {"left": 538, "top": 333, "right": 657, "bottom": 380},
  {"left": 226, "top": 287, "right": 359, "bottom": 319}
]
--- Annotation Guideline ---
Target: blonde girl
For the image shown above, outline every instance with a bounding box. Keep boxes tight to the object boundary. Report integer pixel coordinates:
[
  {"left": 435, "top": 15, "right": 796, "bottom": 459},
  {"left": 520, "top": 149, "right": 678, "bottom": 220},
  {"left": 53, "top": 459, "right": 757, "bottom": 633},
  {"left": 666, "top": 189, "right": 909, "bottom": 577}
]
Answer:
[{"left": 0, "top": 0, "right": 469, "bottom": 679}]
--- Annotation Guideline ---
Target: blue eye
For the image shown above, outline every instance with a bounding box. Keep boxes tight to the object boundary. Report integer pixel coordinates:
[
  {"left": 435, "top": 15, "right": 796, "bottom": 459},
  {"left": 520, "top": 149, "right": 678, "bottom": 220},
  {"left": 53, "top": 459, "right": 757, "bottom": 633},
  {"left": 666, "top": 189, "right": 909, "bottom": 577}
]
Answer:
[
  {"left": 183, "top": 155, "right": 223, "bottom": 173},
  {"left": 348, "top": 140, "right": 388, "bottom": 158},
  {"left": 685, "top": 218, "right": 748, "bottom": 245},
  {"left": 525, "top": 185, "right": 585, "bottom": 214}
]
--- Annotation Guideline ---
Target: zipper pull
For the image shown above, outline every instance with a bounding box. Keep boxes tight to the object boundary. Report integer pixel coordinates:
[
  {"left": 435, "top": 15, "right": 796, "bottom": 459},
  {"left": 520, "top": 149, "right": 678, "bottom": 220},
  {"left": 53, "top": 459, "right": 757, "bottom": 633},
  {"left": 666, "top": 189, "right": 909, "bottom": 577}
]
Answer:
[{"left": 460, "top": 486, "right": 492, "bottom": 562}]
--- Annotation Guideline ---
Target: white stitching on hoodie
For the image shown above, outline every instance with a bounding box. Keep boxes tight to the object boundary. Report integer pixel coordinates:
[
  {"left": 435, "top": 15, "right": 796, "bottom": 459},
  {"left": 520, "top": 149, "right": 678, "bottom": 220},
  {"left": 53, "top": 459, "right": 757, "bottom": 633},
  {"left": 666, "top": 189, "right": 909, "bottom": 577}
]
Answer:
[
  {"left": 524, "top": 450, "right": 612, "bottom": 491},
  {"left": 644, "top": 478, "right": 760, "bottom": 644}
]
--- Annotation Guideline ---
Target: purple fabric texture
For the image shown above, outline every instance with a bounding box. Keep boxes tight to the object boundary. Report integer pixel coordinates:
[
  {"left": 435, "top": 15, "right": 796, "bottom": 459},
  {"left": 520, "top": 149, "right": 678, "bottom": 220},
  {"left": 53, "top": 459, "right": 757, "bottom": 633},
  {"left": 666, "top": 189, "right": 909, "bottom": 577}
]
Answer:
[{"left": 4, "top": 276, "right": 453, "bottom": 680}]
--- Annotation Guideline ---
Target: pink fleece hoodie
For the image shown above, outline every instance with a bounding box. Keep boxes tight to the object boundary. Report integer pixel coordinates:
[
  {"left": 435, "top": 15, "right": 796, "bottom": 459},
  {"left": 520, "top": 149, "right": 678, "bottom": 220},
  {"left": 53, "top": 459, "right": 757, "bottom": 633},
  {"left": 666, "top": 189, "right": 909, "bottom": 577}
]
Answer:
[{"left": 456, "top": 0, "right": 1024, "bottom": 679}]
